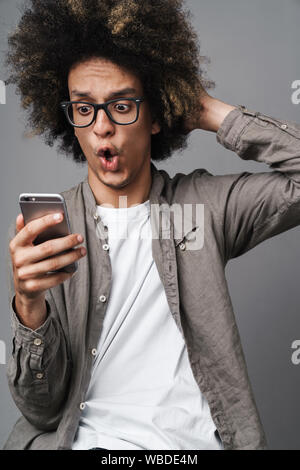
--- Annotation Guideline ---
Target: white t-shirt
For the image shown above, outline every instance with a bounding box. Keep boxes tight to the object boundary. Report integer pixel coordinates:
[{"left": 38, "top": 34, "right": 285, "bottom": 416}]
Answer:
[{"left": 72, "top": 199, "right": 223, "bottom": 450}]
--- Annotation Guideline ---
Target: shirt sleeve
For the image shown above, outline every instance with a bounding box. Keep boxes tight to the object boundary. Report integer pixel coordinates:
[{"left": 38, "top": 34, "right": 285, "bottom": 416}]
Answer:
[
  {"left": 216, "top": 105, "right": 300, "bottom": 261},
  {"left": 5, "top": 220, "right": 72, "bottom": 431}
]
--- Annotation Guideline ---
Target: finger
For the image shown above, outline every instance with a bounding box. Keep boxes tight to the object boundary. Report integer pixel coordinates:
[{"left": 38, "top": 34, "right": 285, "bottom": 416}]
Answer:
[
  {"left": 21, "top": 270, "right": 74, "bottom": 293},
  {"left": 17, "top": 233, "right": 84, "bottom": 266},
  {"left": 16, "top": 213, "right": 25, "bottom": 234},
  {"left": 17, "top": 246, "right": 85, "bottom": 281},
  {"left": 15, "top": 212, "right": 64, "bottom": 247}
]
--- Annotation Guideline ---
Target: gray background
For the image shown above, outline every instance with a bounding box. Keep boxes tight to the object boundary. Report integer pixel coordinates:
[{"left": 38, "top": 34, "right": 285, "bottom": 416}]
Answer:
[{"left": 0, "top": 0, "right": 299, "bottom": 450}]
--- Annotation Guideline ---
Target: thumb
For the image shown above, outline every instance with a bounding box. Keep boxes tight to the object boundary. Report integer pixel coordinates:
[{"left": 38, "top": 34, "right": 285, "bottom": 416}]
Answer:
[{"left": 16, "top": 213, "right": 25, "bottom": 233}]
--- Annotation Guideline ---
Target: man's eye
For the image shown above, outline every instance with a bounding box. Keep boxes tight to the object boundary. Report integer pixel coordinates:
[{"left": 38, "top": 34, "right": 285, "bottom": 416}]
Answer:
[
  {"left": 77, "top": 106, "right": 91, "bottom": 114},
  {"left": 115, "top": 103, "right": 130, "bottom": 112}
]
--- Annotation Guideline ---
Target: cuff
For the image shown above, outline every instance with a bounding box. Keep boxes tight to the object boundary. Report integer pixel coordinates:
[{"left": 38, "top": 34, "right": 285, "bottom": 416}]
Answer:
[
  {"left": 216, "top": 104, "right": 255, "bottom": 151},
  {"left": 11, "top": 295, "right": 53, "bottom": 346}
]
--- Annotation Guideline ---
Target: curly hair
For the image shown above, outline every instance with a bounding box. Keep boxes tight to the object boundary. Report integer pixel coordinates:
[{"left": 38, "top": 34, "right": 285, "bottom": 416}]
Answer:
[{"left": 4, "top": 0, "right": 215, "bottom": 164}]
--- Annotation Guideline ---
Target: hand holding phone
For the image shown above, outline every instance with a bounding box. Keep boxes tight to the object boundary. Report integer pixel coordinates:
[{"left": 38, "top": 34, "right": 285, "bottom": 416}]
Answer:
[
  {"left": 8, "top": 194, "right": 86, "bottom": 329},
  {"left": 19, "top": 193, "right": 79, "bottom": 274}
]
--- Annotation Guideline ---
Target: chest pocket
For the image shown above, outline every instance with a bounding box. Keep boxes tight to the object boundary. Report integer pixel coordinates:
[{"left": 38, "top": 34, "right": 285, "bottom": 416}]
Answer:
[{"left": 174, "top": 224, "right": 204, "bottom": 251}]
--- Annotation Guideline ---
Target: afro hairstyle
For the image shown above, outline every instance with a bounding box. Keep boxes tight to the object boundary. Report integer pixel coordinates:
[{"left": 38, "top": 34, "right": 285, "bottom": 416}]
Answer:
[{"left": 4, "top": 0, "right": 215, "bottom": 164}]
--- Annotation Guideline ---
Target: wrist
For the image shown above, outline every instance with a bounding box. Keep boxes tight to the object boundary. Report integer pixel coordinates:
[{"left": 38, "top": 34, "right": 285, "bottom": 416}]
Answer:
[
  {"left": 14, "top": 292, "right": 48, "bottom": 330},
  {"left": 200, "top": 97, "right": 237, "bottom": 133}
]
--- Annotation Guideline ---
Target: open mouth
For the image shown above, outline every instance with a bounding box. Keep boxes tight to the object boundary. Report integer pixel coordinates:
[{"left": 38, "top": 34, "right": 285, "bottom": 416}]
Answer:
[
  {"left": 104, "top": 149, "right": 113, "bottom": 161},
  {"left": 98, "top": 148, "right": 120, "bottom": 171}
]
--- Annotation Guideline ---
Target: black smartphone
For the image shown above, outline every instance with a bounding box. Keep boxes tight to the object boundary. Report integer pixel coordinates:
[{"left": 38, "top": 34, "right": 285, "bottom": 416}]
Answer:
[{"left": 19, "top": 193, "right": 78, "bottom": 274}]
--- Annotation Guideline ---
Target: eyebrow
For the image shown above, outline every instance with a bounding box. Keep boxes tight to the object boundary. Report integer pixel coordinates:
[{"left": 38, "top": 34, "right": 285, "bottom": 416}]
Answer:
[{"left": 70, "top": 87, "right": 138, "bottom": 100}]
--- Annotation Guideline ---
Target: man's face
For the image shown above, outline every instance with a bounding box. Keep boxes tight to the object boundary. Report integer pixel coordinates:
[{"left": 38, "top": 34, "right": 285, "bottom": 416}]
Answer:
[{"left": 67, "top": 57, "right": 160, "bottom": 192}]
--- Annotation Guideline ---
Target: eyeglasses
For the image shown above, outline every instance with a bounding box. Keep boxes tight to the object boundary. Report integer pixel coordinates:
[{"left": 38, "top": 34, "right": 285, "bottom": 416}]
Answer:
[{"left": 60, "top": 97, "right": 145, "bottom": 127}]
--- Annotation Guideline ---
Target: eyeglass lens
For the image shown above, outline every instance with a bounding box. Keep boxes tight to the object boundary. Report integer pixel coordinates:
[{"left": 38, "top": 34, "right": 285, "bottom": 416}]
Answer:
[{"left": 67, "top": 100, "right": 138, "bottom": 126}]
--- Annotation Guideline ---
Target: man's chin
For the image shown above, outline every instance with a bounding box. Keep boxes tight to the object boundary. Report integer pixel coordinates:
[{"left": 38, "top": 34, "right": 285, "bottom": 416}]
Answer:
[
  {"left": 98, "top": 171, "right": 131, "bottom": 190},
  {"left": 103, "top": 180, "right": 129, "bottom": 190}
]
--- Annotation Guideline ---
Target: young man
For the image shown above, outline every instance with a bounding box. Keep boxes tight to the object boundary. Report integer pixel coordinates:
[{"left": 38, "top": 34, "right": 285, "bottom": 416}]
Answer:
[{"left": 3, "top": 0, "right": 300, "bottom": 450}]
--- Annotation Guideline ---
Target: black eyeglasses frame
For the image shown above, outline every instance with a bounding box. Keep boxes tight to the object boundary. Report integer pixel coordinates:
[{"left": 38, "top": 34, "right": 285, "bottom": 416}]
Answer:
[{"left": 60, "top": 97, "right": 145, "bottom": 127}]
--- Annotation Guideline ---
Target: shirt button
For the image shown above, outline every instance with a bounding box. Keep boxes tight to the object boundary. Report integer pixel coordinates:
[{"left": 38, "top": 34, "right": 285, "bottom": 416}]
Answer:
[
  {"left": 79, "top": 402, "right": 86, "bottom": 410},
  {"left": 99, "top": 295, "right": 107, "bottom": 303},
  {"left": 179, "top": 242, "right": 186, "bottom": 251},
  {"left": 102, "top": 244, "right": 109, "bottom": 251},
  {"left": 91, "top": 348, "right": 97, "bottom": 356},
  {"left": 93, "top": 213, "right": 99, "bottom": 221},
  {"left": 36, "top": 373, "right": 44, "bottom": 379},
  {"left": 33, "top": 338, "right": 42, "bottom": 346},
  {"left": 281, "top": 124, "right": 287, "bottom": 129}
]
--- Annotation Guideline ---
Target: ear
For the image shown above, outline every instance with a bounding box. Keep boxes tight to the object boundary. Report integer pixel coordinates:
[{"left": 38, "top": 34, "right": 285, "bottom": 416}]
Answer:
[{"left": 151, "top": 119, "right": 161, "bottom": 135}]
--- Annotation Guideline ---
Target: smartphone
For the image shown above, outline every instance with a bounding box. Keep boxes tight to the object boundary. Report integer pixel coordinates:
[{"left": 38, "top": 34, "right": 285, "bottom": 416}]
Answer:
[{"left": 19, "top": 193, "right": 78, "bottom": 274}]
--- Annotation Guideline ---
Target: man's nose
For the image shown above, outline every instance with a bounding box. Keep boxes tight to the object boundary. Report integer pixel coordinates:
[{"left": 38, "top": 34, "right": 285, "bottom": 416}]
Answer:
[{"left": 93, "top": 108, "right": 115, "bottom": 136}]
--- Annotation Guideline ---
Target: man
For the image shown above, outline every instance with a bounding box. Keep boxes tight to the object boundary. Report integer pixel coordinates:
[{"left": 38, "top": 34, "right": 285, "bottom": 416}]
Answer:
[{"left": 3, "top": 0, "right": 300, "bottom": 450}]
